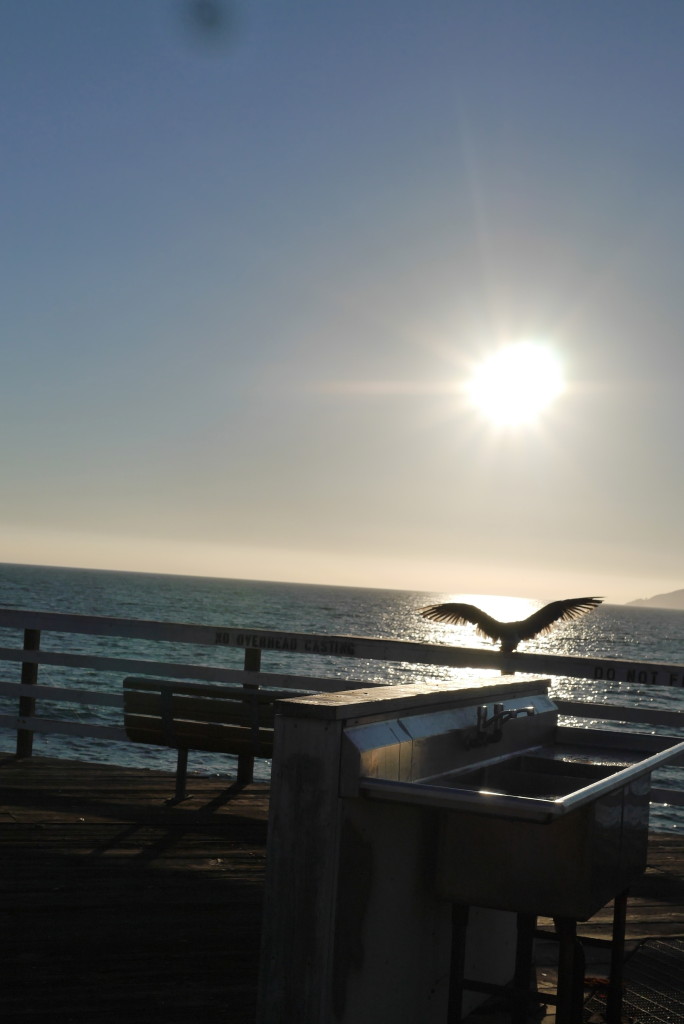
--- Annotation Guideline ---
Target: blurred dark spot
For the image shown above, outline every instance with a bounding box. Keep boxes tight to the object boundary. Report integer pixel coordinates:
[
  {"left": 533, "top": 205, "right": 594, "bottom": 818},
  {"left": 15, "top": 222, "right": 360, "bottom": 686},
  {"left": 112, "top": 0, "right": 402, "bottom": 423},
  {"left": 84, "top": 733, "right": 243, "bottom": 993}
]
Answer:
[
  {"left": 182, "top": 0, "right": 238, "bottom": 49},
  {"left": 190, "top": 1, "right": 223, "bottom": 31}
]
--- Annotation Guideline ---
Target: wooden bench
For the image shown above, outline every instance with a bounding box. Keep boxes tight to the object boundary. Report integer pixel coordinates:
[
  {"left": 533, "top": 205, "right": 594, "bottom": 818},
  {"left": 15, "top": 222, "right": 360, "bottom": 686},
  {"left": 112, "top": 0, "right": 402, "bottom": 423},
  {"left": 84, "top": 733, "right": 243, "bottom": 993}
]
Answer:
[{"left": 122, "top": 676, "right": 309, "bottom": 800}]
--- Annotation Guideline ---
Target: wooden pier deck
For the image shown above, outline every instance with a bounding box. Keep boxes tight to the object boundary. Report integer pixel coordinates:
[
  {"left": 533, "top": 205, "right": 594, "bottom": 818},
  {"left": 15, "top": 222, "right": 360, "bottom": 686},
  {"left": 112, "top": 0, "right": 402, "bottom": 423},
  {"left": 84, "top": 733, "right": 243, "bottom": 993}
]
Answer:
[
  {"left": 2, "top": 754, "right": 684, "bottom": 1023},
  {"left": 1, "top": 753, "right": 269, "bottom": 1024}
]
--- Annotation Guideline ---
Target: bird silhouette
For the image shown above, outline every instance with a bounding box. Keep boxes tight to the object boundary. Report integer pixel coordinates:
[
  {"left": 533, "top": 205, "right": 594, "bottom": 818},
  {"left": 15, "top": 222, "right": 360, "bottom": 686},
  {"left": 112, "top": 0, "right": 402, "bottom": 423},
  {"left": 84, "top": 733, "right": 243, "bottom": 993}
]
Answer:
[{"left": 420, "top": 596, "right": 603, "bottom": 654}]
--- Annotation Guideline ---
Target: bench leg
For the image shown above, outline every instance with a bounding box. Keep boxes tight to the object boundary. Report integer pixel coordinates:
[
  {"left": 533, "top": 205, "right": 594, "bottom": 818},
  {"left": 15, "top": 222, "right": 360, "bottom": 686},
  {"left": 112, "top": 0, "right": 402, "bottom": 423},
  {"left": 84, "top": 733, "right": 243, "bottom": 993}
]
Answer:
[
  {"left": 237, "top": 753, "right": 254, "bottom": 785},
  {"left": 174, "top": 748, "right": 189, "bottom": 801}
]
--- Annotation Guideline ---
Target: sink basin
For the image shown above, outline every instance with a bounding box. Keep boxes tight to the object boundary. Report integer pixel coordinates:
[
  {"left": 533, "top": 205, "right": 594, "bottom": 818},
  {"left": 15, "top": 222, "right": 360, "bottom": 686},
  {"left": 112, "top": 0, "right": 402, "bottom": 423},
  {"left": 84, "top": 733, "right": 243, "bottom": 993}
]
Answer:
[
  {"left": 358, "top": 734, "right": 684, "bottom": 822},
  {"left": 358, "top": 733, "right": 684, "bottom": 915},
  {"left": 432, "top": 738, "right": 684, "bottom": 917},
  {"left": 344, "top": 687, "right": 684, "bottom": 917},
  {"left": 437, "top": 775, "right": 652, "bottom": 917},
  {"left": 430, "top": 743, "right": 660, "bottom": 916},
  {"left": 436, "top": 754, "right": 614, "bottom": 800}
]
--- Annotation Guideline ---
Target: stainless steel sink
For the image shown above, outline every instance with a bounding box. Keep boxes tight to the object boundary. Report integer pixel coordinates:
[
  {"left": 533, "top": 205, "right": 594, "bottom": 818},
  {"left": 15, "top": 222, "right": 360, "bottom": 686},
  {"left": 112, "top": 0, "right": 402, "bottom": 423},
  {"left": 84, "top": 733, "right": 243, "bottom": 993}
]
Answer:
[
  {"left": 341, "top": 680, "right": 684, "bottom": 917},
  {"left": 437, "top": 752, "right": 614, "bottom": 800},
  {"left": 352, "top": 721, "right": 684, "bottom": 823}
]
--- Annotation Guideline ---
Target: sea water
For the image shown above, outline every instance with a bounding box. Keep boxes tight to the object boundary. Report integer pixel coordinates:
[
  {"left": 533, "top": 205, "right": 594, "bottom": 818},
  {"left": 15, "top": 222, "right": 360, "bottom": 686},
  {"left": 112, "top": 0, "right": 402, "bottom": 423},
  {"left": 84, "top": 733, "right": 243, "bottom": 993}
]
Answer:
[{"left": 2, "top": 562, "right": 684, "bottom": 830}]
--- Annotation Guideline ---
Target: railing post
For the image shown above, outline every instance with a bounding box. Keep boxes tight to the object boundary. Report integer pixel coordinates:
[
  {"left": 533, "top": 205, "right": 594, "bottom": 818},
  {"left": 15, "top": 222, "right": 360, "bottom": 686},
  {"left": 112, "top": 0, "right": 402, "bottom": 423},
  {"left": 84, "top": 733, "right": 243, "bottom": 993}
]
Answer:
[
  {"left": 16, "top": 628, "right": 41, "bottom": 759},
  {"left": 238, "top": 647, "right": 261, "bottom": 784}
]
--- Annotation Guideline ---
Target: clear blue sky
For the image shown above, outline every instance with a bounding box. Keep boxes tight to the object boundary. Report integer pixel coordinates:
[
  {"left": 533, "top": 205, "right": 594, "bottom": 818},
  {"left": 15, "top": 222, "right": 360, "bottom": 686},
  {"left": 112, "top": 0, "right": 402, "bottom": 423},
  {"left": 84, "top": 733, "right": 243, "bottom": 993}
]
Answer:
[{"left": 3, "top": 0, "right": 684, "bottom": 604}]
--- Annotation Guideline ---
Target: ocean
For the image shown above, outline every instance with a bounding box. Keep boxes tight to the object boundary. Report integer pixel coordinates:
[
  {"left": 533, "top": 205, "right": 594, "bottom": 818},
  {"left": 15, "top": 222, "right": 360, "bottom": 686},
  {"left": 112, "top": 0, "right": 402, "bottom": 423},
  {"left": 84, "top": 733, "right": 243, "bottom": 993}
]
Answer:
[{"left": 2, "top": 562, "right": 684, "bottom": 831}]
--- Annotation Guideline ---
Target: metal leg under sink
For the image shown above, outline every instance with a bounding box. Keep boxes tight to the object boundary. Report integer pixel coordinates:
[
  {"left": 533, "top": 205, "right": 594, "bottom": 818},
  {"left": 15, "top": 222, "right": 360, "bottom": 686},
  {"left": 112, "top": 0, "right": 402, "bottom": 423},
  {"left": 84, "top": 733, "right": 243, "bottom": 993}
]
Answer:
[
  {"left": 448, "top": 908, "right": 542, "bottom": 1022},
  {"left": 450, "top": 891, "right": 629, "bottom": 1023},
  {"left": 551, "top": 890, "right": 627, "bottom": 1024}
]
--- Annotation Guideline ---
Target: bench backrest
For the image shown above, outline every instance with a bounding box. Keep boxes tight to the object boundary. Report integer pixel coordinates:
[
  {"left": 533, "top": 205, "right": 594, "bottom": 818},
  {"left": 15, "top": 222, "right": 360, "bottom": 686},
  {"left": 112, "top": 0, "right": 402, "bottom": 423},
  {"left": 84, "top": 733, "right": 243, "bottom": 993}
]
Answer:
[{"left": 122, "top": 677, "right": 308, "bottom": 758}]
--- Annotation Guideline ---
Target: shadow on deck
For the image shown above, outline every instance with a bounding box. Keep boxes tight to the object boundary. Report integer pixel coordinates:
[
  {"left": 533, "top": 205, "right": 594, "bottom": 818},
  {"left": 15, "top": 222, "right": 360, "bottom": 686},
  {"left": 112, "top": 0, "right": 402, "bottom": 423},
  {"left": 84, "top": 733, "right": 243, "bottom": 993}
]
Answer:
[
  {"left": 2, "top": 754, "right": 684, "bottom": 1023},
  {"left": 1, "top": 754, "right": 268, "bottom": 1024}
]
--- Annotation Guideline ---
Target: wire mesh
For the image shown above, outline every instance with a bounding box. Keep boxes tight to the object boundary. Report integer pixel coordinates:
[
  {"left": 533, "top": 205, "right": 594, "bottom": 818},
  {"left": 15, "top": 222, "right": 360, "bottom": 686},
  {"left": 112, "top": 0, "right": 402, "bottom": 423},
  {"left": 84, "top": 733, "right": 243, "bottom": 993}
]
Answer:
[{"left": 584, "top": 938, "right": 684, "bottom": 1023}]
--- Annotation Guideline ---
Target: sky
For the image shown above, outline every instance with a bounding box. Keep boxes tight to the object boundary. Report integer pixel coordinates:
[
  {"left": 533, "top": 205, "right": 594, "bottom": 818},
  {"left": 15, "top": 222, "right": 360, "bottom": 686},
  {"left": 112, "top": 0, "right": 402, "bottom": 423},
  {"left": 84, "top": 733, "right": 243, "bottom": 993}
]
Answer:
[{"left": 3, "top": 0, "right": 684, "bottom": 605}]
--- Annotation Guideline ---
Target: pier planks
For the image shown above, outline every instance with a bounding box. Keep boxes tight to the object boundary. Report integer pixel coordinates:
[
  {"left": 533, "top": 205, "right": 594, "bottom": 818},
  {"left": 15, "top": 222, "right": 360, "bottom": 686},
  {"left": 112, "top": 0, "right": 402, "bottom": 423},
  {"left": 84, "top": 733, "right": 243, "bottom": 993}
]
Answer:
[
  {"left": 1, "top": 754, "right": 684, "bottom": 1023},
  {"left": 0, "top": 754, "right": 268, "bottom": 1024}
]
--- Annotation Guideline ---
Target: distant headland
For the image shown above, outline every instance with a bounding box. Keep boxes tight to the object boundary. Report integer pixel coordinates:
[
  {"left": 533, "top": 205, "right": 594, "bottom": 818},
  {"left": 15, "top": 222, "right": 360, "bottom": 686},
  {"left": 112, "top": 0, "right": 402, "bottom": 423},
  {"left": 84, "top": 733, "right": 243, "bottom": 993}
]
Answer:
[{"left": 629, "top": 589, "right": 684, "bottom": 610}]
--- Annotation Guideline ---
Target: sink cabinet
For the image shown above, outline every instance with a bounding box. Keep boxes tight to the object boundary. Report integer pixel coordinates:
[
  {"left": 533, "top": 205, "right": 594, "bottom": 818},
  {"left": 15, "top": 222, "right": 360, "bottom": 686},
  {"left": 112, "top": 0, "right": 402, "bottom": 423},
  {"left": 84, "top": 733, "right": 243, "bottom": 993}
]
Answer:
[{"left": 437, "top": 773, "right": 651, "bottom": 918}]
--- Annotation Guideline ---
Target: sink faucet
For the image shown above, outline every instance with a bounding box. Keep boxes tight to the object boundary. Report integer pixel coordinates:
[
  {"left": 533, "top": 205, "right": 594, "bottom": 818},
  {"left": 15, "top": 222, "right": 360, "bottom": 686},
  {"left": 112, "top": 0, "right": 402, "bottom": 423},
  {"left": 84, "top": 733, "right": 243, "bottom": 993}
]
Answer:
[{"left": 472, "top": 703, "right": 536, "bottom": 745}]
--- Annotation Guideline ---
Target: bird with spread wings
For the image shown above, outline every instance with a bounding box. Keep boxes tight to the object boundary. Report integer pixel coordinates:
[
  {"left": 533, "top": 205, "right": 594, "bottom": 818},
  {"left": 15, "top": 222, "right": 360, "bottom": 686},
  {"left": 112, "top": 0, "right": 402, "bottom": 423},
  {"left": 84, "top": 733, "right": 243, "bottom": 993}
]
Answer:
[{"left": 420, "top": 596, "right": 603, "bottom": 654}]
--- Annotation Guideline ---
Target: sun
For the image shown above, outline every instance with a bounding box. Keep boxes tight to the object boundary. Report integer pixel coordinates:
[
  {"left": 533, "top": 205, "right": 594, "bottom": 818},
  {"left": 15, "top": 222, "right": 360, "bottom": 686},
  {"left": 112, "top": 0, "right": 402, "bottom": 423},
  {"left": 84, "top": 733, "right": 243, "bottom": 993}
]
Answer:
[{"left": 465, "top": 341, "right": 565, "bottom": 427}]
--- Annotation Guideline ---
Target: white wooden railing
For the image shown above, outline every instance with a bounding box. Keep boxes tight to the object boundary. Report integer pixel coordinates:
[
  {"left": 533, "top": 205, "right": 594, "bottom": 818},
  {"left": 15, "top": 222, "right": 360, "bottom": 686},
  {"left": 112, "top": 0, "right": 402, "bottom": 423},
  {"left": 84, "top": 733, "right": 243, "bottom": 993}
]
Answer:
[{"left": 1, "top": 607, "right": 684, "bottom": 802}]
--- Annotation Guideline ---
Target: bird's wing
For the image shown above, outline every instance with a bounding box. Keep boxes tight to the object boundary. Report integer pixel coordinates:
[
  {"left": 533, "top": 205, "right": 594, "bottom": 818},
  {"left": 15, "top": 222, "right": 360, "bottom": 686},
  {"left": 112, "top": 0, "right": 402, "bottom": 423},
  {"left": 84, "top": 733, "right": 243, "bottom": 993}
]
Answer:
[
  {"left": 420, "top": 602, "right": 502, "bottom": 642},
  {"left": 515, "top": 596, "right": 603, "bottom": 642}
]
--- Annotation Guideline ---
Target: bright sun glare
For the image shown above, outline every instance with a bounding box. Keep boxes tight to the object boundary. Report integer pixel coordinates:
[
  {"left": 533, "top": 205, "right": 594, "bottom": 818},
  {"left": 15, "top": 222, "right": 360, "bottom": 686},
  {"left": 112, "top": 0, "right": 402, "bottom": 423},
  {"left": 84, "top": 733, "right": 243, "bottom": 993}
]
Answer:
[{"left": 465, "top": 341, "right": 565, "bottom": 427}]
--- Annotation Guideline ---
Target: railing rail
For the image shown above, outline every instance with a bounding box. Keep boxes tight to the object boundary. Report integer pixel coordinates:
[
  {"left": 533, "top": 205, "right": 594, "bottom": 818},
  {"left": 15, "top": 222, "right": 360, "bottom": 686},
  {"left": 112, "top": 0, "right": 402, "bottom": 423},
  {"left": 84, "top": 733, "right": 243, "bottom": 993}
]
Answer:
[
  {"left": 1, "top": 606, "right": 684, "bottom": 803},
  {"left": 3, "top": 606, "right": 684, "bottom": 681}
]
